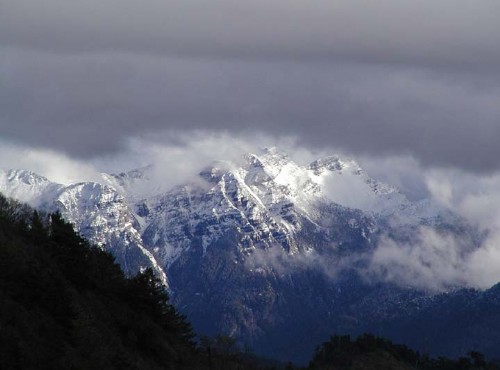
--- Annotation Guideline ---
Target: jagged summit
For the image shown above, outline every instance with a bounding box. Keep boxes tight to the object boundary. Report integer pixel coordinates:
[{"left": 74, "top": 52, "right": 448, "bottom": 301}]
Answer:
[
  {"left": 128, "top": 149, "right": 447, "bottom": 270},
  {"left": 190, "top": 149, "right": 406, "bottom": 216},
  {"left": 0, "top": 149, "right": 445, "bottom": 288},
  {"left": 3, "top": 169, "right": 51, "bottom": 185},
  {"left": 0, "top": 169, "right": 64, "bottom": 207},
  {"left": 307, "top": 155, "right": 362, "bottom": 175},
  {"left": 102, "top": 164, "right": 167, "bottom": 202}
]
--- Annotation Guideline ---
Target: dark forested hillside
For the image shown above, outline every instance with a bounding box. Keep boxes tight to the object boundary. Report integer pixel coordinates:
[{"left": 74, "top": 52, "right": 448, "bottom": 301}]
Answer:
[
  {"left": 0, "top": 193, "right": 201, "bottom": 369},
  {"left": 309, "top": 334, "right": 500, "bottom": 370}
]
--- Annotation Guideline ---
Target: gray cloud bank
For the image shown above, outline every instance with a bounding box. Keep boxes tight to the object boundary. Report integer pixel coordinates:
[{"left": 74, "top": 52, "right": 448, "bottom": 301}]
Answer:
[
  {"left": 1, "top": 49, "right": 500, "bottom": 171},
  {"left": 2, "top": 0, "right": 500, "bottom": 67},
  {"left": 1, "top": 1, "right": 500, "bottom": 171}
]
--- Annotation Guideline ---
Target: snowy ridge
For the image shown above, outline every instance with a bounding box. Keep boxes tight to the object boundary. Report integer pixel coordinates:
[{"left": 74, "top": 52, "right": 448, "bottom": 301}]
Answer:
[
  {"left": 0, "top": 148, "right": 447, "bottom": 285},
  {"left": 129, "top": 148, "right": 446, "bottom": 268},
  {"left": 0, "top": 169, "right": 64, "bottom": 208},
  {"left": 102, "top": 164, "right": 169, "bottom": 203}
]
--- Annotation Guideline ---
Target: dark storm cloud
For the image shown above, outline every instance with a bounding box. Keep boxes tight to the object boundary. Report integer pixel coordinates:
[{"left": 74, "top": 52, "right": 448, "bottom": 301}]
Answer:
[
  {"left": 2, "top": 0, "right": 500, "bottom": 67},
  {"left": 1, "top": 0, "right": 500, "bottom": 171},
  {"left": 2, "top": 49, "right": 500, "bottom": 171}
]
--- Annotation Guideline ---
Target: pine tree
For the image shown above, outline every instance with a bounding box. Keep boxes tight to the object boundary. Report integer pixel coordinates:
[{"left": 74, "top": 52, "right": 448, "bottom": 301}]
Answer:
[{"left": 130, "top": 268, "right": 195, "bottom": 346}]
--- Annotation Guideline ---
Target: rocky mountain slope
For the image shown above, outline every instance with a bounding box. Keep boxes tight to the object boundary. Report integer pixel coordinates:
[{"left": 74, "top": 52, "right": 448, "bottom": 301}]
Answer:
[{"left": 0, "top": 148, "right": 493, "bottom": 363}]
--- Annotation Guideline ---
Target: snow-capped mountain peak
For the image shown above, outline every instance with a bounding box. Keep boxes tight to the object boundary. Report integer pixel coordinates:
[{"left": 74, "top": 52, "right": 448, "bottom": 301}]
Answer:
[
  {"left": 4, "top": 169, "right": 51, "bottom": 185},
  {"left": 0, "top": 150, "right": 486, "bottom": 362},
  {"left": 129, "top": 149, "right": 448, "bottom": 269},
  {"left": 207, "top": 150, "right": 408, "bottom": 218},
  {"left": 102, "top": 164, "right": 167, "bottom": 202},
  {"left": 0, "top": 149, "right": 446, "bottom": 289},
  {"left": 0, "top": 169, "right": 64, "bottom": 207}
]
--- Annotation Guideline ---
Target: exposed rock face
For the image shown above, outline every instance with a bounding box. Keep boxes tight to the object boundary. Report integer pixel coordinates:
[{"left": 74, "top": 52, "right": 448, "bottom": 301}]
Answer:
[{"left": 0, "top": 149, "right": 491, "bottom": 363}]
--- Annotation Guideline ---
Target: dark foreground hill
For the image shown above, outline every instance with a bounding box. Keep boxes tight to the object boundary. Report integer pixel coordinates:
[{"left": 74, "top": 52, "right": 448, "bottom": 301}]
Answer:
[
  {"left": 309, "top": 334, "right": 500, "bottom": 370},
  {"left": 0, "top": 194, "right": 200, "bottom": 369}
]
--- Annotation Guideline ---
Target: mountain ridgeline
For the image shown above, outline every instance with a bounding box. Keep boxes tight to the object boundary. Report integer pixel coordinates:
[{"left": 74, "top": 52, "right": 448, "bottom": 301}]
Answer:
[{"left": 1, "top": 148, "right": 500, "bottom": 363}]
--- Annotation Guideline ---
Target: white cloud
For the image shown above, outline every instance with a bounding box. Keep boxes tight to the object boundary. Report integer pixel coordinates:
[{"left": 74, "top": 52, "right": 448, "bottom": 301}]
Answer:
[
  {"left": 364, "top": 166, "right": 500, "bottom": 291},
  {"left": 0, "top": 132, "right": 316, "bottom": 189},
  {"left": 0, "top": 140, "right": 101, "bottom": 184},
  {"left": 368, "top": 227, "right": 470, "bottom": 291},
  {"left": 110, "top": 132, "right": 308, "bottom": 189},
  {"left": 244, "top": 243, "right": 349, "bottom": 280},
  {"left": 425, "top": 172, "right": 454, "bottom": 208}
]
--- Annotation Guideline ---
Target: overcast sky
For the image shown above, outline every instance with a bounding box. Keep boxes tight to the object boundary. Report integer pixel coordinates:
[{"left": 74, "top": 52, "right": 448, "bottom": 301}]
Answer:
[
  {"left": 3, "top": 0, "right": 500, "bottom": 290},
  {"left": 1, "top": 0, "right": 500, "bottom": 173}
]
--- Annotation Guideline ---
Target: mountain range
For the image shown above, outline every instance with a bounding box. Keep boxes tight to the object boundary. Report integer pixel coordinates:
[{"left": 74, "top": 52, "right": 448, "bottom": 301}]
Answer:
[{"left": 1, "top": 147, "right": 498, "bottom": 363}]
